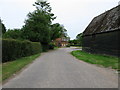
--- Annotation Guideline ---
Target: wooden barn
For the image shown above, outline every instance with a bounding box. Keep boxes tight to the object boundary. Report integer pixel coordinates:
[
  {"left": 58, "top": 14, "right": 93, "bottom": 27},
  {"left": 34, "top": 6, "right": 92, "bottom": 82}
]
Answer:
[{"left": 82, "top": 5, "right": 120, "bottom": 57}]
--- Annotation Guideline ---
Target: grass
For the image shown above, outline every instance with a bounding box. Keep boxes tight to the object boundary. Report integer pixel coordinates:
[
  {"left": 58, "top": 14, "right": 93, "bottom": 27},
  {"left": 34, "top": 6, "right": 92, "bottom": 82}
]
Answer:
[
  {"left": 2, "top": 53, "right": 40, "bottom": 81},
  {"left": 54, "top": 47, "right": 59, "bottom": 50},
  {"left": 71, "top": 50, "right": 119, "bottom": 70}
]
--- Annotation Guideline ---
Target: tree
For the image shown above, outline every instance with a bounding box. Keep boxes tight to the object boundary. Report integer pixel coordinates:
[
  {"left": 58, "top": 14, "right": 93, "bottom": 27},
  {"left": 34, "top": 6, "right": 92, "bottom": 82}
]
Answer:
[
  {"left": 50, "top": 23, "right": 68, "bottom": 40},
  {"left": 69, "top": 40, "right": 78, "bottom": 46},
  {"left": 22, "top": 0, "right": 55, "bottom": 42},
  {"left": 0, "top": 19, "right": 6, "bottom": 34},
  {"left": 2, "top": 23, "right": 6, "bottom": 34},
  {"left": 68, "top": 33, "right": 83, "bottom": 46},
  {"left": 76, "top": 33, "right": 83, "bottom": 46},
  {"left": 0, "top": 19, "right": 2, "bottom": 36},
  {"left": 22, "top": 0, "right": 56, "bottom": 51},
  {"left": 3, "top": 29, "right": 22, "bottom": 40}
]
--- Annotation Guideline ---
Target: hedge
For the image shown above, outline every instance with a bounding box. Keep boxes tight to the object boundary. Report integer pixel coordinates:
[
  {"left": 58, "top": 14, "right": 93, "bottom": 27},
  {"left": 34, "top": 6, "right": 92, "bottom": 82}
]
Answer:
[
  {"left": 41, "top": 43, "right": 49, "bottom": 52},
  {"left": 2, "top": 39, "right": 42, "bottom": 63}
]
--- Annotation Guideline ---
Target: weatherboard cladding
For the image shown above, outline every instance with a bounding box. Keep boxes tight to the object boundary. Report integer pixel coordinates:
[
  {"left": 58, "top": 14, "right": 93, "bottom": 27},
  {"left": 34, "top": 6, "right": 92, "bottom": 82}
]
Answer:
[
  {"left": 82, "top": 5, "right": 120, "bottom": 57},
  {"left": 82, "top": 30, "right": 120, "bottom": 57}
]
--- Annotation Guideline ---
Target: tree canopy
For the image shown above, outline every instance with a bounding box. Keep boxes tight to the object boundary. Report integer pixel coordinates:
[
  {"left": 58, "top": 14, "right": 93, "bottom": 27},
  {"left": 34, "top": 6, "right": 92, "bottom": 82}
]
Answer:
[
  {"left": 3, "top": 29, "right": 22, "bottom": 40},
  {"left": 1, "top": 21, "right": 6, "bottom": 34},
  {"left": 22, "top": 0, "right": 68, "bottom": 44},
  {"left": 22, "top": 0, "right": 56, "bottom": 43},
  {"left": 2, "top": 0, "right": 69, "bottom": 51},
  {"left": 50, "top": 23, "right": 68, "bottom": 40},
  {"left": 69, "top": 33, "right": 83, "bottom": 46}
]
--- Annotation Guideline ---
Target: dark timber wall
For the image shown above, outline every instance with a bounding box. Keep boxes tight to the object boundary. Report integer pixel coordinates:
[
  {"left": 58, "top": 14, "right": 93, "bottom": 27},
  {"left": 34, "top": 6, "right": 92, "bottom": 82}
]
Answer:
[
  {"left": 82, "top": 5, "right": 120, "bottom": 57},
  {"left": 82, "top": 29, "right": 120, "bottom": 57}
]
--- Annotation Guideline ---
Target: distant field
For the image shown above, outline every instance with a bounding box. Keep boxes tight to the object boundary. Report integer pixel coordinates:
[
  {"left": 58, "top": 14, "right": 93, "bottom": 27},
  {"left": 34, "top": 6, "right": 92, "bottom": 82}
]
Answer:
[{"left": 71, "top": 50, "right": 119, "bottom": 70}]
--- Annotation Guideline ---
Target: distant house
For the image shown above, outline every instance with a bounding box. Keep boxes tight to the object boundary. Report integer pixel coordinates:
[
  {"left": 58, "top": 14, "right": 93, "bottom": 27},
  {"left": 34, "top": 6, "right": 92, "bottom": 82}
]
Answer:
[
  {"left": 54, "top": 37, "right": 70, "bottom": 47},
  {"left": 82, "top": 5, "right": 120, "bottom": 57}
]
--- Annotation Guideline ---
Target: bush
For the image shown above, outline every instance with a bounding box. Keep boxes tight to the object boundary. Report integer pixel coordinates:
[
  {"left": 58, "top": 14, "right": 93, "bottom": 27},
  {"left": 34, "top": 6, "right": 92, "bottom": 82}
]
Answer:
[
  {"left": 49, "top": 43, "right": 55, "bottom": 50},
  {"left": 2, "top": 39, "right": 42, "bottom": 63},
  {"left": 66, "top": 44, "right": 70, "bottom": 47},
  {"left": 41, "top": 43, "right": 49, "bottom": 52}
]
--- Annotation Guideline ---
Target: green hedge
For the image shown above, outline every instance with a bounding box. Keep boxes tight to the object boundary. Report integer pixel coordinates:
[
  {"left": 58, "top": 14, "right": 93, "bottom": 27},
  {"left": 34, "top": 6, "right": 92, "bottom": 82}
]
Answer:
[
  {"left": 41, "top": 43, "right": 49, "bottom": 52},
  {"left": 2, "top": 39, "right": 42, "bottom": 62}
]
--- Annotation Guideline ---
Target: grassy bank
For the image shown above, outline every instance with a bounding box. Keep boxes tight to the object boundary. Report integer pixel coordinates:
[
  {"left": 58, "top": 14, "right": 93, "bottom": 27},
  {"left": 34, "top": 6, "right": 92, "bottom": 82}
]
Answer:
[
  {"left": 71, "top": 50, "right": 119, "bottom": 70},
  {"left": 2, "top": 53, "right": 40, "bottom": 81}
]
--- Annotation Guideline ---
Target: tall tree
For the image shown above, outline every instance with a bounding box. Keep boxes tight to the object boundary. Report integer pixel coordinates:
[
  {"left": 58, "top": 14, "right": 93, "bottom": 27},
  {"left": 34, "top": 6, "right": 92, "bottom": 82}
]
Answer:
[
  {"left": 0, "top": 19, "right": 6, "bottom": 34},
  {"left": 2, "top": 23, "right": 6, "bottom": 34},
  {"left": 22, "top": 0, "right": 56, "bottom": 43},
  {"left": 22, "top": 0, "right": 56, "bottom": 51}
]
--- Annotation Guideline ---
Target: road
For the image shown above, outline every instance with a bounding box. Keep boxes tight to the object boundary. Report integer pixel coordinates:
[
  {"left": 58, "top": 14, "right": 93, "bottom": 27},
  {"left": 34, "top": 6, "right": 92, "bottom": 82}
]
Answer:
[{"left": 3, "top": 47, "right": 118, "bottom": 88}]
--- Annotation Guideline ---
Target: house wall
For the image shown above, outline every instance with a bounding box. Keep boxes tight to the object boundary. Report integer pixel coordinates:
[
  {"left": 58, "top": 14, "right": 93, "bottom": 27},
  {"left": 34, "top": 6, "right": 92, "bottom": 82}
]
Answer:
[
  {"left": 54, "top": 41, "right": 68, "bottom": 47},
  {"left": 54, "top": 37, "right": 69, "bottom": 47},
  {"left": 82, "top": 29, "right": 120, "bottom": 57},
  {"left": 61, "top": 41, "right": 68, "bottom": 47}
]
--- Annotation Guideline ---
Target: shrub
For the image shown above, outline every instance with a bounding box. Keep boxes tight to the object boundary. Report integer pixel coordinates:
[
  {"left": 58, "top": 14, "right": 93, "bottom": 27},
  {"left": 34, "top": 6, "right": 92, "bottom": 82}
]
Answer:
[
  {"left": 49, "top": 43, "right": 55, "bottom": 50},
  {"left": 2, "top": 39, "right": 42, "bottom": 63},
  {"left": 41, "top": 43, "right": 49, "bottom": 52},
  {"left": 66, "top": 44, "right": 70, "bottom": 47}
]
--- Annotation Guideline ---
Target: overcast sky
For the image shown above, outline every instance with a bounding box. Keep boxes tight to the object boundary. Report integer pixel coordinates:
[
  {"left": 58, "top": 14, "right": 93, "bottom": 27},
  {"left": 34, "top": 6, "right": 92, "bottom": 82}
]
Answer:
[{"left": 0, "top": 0, "right": 119, "bottom": 39}]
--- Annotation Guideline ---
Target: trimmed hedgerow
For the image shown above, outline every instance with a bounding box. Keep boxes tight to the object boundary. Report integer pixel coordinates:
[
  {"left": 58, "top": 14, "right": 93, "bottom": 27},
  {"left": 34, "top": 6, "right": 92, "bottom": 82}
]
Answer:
[
  {"left": 41, "top": 43, "right": 49, "bottom": 52},
  {"left": 2, "top": 39, "right": 42, "bottom": 62}
]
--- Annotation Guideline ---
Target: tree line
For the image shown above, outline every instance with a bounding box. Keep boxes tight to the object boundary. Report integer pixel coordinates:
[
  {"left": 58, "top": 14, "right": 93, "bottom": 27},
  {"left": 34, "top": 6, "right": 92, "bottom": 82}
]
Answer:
[
  {"left": 69, "top": 33, "right": 83, "bottom": 46},
  {"left": 2, "top": 0, "right": 68, "bottom": 51}
]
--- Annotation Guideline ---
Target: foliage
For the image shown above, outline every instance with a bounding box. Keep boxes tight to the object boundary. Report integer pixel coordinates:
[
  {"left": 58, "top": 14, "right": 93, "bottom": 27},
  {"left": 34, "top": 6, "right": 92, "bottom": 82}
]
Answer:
[
  {"left": 69, "top": 39, "right": 79, "bottom": 46},
  {"left": 21, "top": 0, "right": 60, "bottom": 51},
  {"left": 2, "top": 0, "right": 69, "bottom": 53},
  {"left": 2, "top": 53, "right": 40, "bottom": 81},
  {"left": 22, "top": 0, "right": 69, "bottom": 51},
  {"left": 76, "top": 33, "right": 83, "bottom": 45},
  {"left": 3, "top": 29, "right": 22, "bottom": 40},
  {"left": 22, "top": 0, "right": 55, "bottom": 43},
  {"left": 2, "top": 38, "right": 42, "bottom": 62},
  {"left": 71, "top": 50, "right": 119, "bottom": 70},
  {"left": 66, "top": 44, "right": 70, "bottom": 47},
  {"left": 50, "top": 23, "right": 68, "bottom": 40},
  {"left": 1, "top": 22, "right": 6, "bottom": 34},
  {"left": 69, "top": 33, "right": 83, "bottom": 46},
  {"left": 49, "top": 42, "right": 55, "bottom": 49},
  {"left": 41, "top": 43, "right": 49, "bottom": 52}
]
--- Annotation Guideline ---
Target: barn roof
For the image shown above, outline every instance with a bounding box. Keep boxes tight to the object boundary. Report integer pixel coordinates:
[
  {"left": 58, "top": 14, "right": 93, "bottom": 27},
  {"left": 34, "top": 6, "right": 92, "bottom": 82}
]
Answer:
[{"left": 83, "top": 5, "right": 120, "bottom": 36}]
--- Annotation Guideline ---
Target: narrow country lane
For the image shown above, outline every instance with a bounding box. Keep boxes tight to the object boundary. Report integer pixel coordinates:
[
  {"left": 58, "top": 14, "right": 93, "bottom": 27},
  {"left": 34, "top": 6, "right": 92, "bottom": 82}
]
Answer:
[{"left": 3, "top": 47, "right": 118, "bottom": 88}]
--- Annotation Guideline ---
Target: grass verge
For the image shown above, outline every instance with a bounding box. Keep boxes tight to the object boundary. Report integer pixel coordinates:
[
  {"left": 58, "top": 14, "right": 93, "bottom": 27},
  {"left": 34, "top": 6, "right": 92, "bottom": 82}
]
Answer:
[
  {"left": 71, "top": 50, "right": 119, "bottom": 70},
  {"left": 54, "top": 47, "right": 59, "bottom": 50},
  {"left": 2, "top": 53, "right": 40, "bottom": 81}
]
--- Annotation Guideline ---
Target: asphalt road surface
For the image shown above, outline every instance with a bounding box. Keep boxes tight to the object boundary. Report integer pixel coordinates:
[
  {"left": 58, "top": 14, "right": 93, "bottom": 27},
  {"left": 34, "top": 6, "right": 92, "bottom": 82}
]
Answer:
[{"left": 3, "top": 47, "right": 118, "bottom": 88}]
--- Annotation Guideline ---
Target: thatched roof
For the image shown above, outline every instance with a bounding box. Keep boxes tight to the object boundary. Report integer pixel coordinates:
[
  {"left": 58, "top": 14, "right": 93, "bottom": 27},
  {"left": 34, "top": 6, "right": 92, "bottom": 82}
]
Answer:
[{"left": 83, "top": 5, "right": 120, "bottom": 36}]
